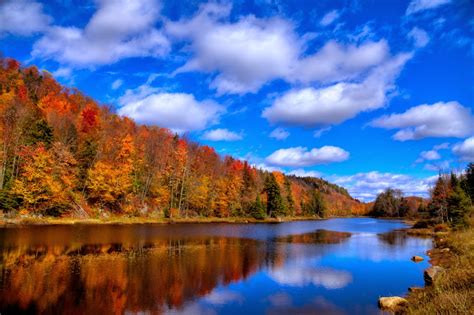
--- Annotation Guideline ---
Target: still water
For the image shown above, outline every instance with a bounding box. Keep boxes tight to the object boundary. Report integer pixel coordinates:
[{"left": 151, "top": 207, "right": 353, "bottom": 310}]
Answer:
[{"left": 0, "top": 218, "right": 432, "bottom": 314}]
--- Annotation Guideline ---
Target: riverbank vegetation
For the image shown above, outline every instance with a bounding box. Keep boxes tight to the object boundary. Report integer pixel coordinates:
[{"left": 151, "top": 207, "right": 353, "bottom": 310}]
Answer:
[
  {"left": 371, "top": 163, "right": 473, "bottom": 228},
  {"left": 373, "top": 163, "right": 473, "bottom": 314},
  {"left": 0, "top": 58, "right": 366, "bottom": 221},
  {"left": 405, "top": 221, "right": 474, "bottom": 314}
]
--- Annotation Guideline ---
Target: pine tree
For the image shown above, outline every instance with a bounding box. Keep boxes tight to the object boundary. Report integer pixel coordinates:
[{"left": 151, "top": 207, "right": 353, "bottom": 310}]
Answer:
[
  {"left": 264, "top": 173, "right": 283, "bottom": 218},
  {"left": 250, "top": 195, "right": 265, "bottom": 220},
  {"left": 462, "top": 163, "right": 474, "bottom": 202},
  {"left": 308, "top": 190, "right": 327, "bottom": 218},
  {"left": 284, "top": 177, "right": 294, "bottom": 216},
  {"left": 447, "top": 178, "right": 471, "bottom": 227}
]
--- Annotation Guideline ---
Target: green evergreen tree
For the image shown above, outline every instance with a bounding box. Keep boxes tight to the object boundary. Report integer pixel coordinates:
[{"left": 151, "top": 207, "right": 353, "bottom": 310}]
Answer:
[
  {"left": 307, "top": 190, "right": 327, "bottom": 217},
  {"left": 250, "top": 195, "right": 266, "bottom": 219},
  {"left": 447, "top": 180, "right": 471, "bottom": 227},
  {"left": 264, "top": 173, "right": 284, "bottom": 218},
  {"left": 25, "top": 118, "right": 53, "bottom": 147},
  {"left": 462, "top": 163, "right": 474, "bottom": 202},
  {"left": 284, "top": 177, "right": 295, "bottom": 216}
]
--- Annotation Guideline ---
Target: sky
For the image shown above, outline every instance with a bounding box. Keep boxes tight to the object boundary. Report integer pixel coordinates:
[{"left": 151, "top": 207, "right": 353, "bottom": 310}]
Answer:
[{"left": 1, "top": 0, "right": 473, "bottom": 201}]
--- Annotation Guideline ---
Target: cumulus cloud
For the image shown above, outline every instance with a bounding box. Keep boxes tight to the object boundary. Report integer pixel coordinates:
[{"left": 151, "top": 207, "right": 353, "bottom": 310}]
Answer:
[
  {"left": 0, "top": 0, "right": 51, "bottom": 36},
  {"left": 201, "top": 128, "right": 243, "bottom": 141},
  {"left": 263, "top": 53, "right": 412, "bottom": 127},
  {"left": 270, "top": 128, "right": 290, "bottom": 140},
  {"left": 320, "top": 10, "right": 340, "bottom": 27},
  {"left": 266, "top": 146, "right": 349, "bottom": 167},
  {"left": 452, "top": 136, "right": 474, "bottom": 162},
  {"left": 289, "top": 40, "right": 390, "bottom": 84},
  {"left": 167, "top": 3, "right": 299, "bottom": 94},
  {"left": 32, "top": 0, "right": 169, "bottom": 67},
  {"left": 118, "top": 79, "right": 223, "bottom": 133},
  {"left": 415, "top": 143, "right": 449, "bottom": 163},
  {"left": 407, "top": 27, "right": 430, "bottom": 48},
  {"left": 332, "top": 171, "right": 438, "bottom": 201},
  {"left": 370, "top": 101, "right": 474, "bottom": 141},
  {"left": 166, "top": 3, "right": 401, "bottom": 95},
  {"left": 406, "top": 0, "right": 452, "bottom": 15}
]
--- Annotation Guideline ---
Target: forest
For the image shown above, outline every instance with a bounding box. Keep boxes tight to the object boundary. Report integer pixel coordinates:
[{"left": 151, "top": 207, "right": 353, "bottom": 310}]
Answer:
[
  {"left": 371, "top": 164, "right": 474, "bottom": 228},
  {"left": 0, "top": 58, "right": 366, "bottom": 220}
]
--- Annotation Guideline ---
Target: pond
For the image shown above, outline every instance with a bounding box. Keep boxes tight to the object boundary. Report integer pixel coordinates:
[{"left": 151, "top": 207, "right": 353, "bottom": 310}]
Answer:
[{"left": 0, "top": 218, "right": 432, "bottom": 314}]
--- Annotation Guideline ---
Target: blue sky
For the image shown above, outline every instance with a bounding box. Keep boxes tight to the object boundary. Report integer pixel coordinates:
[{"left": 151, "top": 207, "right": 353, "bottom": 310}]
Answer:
[{"left": 1, "top": 0, "right": 473, "bottom": 200}]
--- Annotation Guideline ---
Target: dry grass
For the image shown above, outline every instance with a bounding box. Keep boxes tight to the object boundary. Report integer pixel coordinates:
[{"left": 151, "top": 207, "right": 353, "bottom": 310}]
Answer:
[
  {"left": 405, "top": 223, "right": 474, "bottom": 314},
  {"left": 0, "top": 215, "right": 328, "bottom": 226}
]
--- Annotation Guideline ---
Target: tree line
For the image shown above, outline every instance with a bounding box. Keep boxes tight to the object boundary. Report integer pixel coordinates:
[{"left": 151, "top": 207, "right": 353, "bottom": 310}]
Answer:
[
  {"left": 0, "top": 58, "right": 365, "bottom": 219},
  {"left": 371, "top": 163, "right": 474, "bottom": 227}
]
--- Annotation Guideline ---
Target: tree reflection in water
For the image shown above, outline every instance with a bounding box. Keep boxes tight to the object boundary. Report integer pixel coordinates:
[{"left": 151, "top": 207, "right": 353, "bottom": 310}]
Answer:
[{"left": 0, "top": 229, "right": 353, "bottom": 314}]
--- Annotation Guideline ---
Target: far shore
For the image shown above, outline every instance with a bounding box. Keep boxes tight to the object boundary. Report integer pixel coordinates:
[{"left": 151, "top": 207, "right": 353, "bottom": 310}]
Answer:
[
  {"left": 0, "top": 215, "right": 332, "bottom": 226},
  {"left": 0, "top": 215, "right": 410, "bottom": 226}
]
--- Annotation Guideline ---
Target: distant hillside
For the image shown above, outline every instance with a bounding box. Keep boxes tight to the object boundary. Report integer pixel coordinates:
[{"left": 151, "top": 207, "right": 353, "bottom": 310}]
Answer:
[{"left": 0, "top": 57, "right": 364, "bottom": 219}]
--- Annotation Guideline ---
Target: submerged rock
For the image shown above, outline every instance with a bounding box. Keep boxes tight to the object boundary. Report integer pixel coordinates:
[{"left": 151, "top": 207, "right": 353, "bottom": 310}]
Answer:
[
  {"left": 411, "top": 255, "right": 424, "bottom": 262},
  {"left": 424, "top": 266, "right": 444, "bottom": 285},
  {"left": 378, "top": 296, "right": 408, "bottom": 311}
]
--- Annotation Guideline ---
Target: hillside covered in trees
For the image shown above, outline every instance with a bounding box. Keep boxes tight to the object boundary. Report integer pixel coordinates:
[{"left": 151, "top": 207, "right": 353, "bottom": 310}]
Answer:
[{"left": 0, "top": 58, "right": 366, "bottom": 220}]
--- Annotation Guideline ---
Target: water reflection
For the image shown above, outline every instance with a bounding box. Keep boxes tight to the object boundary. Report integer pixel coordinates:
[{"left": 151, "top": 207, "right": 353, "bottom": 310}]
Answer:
[{"left": 0, "top": 219, "right": 432, "bottom": 314}]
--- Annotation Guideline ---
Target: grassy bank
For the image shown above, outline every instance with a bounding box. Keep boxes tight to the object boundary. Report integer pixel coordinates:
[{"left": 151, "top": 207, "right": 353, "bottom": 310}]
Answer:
[
  {"left": 405, "top": 223, "right": 474, "bottom": 314},
  {"left": 0, "top": 214, "right": 335, "bottom": 226}
]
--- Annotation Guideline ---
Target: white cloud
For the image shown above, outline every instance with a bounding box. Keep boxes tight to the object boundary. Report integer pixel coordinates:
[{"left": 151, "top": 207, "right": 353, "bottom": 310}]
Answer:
[
  {"left": 320, "top": 10, "right": 340, "bottom": 27},
  {"left": 332, "top": 171, "right": 438, "bottom": 201},
  {"left": 263, "top": 53, "right": 412, "bottom": 127},
  {"left": 0, "top": 0, "right": 51, "bottom": 36},
  {"left": 416, "top": 143, "right": 449, "bottom": 163},
  {"left": 371, "top": 101, "right": 474, "bottom": 141},
  {"left": 32, "top": 0, "right": 169, "bottom": 67},
  {"left": 408, "top": 27, "right": 430, "bottom": 48},
  {"left": 202, "top": 128, "right": 242, "bottom": 141},
  {"left": 406, "top": 0, "right": 452, "bottom": 15},
  {"left": 289, "top": 40, "right": 390, "bottom": 84},
  {"left": 452, "top": 136, "right": 474, "bottom": 162},
  {"left": 419, "top": 150, "right": 441, "bottom": 161},
  {"left": 266, "top": 146, "right": 349, "bottom": 167},
  {"left": 118, "top": 81, "right": 224, "bottom": 134},
  {"left": 270, "top": 128, "right": 290, "bottom": 140},
  {"left": 287, "top": 169, "right": 322, "bottom": 178},
  {"left": 167, "top": 3, "right": 300, "bottom": 94},
  {"left": 111, "top": 79, "right": 123, "bottom": 90},
  {"left": 166, "top": 3, "right": 399, "bottom": 95}
]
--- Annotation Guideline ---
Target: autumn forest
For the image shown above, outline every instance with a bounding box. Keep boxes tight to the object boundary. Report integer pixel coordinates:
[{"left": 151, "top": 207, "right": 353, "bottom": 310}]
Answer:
[{"left": 0, "top": 58, "right": 366, "bottom": 220}]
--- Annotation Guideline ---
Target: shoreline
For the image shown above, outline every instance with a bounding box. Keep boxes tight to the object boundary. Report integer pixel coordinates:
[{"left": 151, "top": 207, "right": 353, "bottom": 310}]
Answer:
[
  {"left": 388, "top": 222, "right": 473, "bottom": 314},
  {"left": 0, "top": 215, "right": 337, "bottom": 226},
  {"left": 0, "top": 215, "right": 403, "bottom": 227}
]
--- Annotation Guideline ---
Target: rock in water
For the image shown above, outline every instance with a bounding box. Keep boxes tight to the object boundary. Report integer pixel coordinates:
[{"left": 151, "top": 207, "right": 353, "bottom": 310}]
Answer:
[
  {"left": 378, "top": 296, "right": 408, "bottom": 311},
  {"left": 424, "top": 266, "right": 444, "bottom": 285},
  {"left": 411, "top": 255, "right": 424, "bottom": 262}
]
